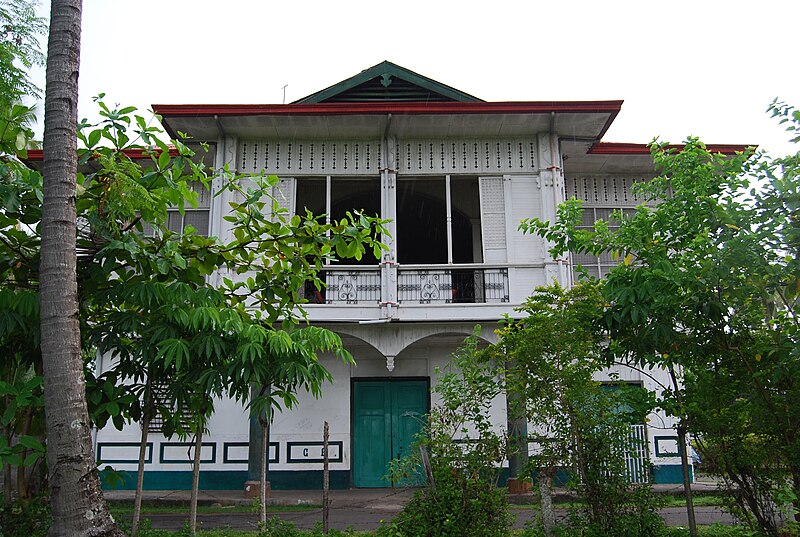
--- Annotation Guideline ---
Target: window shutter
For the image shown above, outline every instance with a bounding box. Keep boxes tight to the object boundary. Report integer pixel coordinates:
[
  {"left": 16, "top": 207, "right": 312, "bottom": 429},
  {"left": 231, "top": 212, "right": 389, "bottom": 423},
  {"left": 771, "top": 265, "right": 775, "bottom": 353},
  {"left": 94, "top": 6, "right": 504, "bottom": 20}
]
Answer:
[
  {"left": 479, "top": 176, "right": 507, "bottom": 263},
  {"left": 272, "top": 177, "right": 296, "bottom": 217}
]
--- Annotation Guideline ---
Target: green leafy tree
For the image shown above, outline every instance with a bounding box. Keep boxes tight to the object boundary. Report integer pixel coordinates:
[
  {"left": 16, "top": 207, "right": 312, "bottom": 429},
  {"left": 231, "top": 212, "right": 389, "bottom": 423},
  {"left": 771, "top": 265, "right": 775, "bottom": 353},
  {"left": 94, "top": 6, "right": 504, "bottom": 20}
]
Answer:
[
  {"left": 67, "top": 100, "right": 385, "bottom": 535},
  {"left": 0, "top": 0, "right": 46, "bottom": 507},
  {"left": 3, "top": 96, "right": 386, "bottom": 536},
  {"left": 520, "top": 103, "right": 800, "bottom": 536},
  {"left": 0, "top": 0, "right": 46, "bottom": 106},
  {"left": 496, "top": 283, "right": 662, "bottom": 537}
]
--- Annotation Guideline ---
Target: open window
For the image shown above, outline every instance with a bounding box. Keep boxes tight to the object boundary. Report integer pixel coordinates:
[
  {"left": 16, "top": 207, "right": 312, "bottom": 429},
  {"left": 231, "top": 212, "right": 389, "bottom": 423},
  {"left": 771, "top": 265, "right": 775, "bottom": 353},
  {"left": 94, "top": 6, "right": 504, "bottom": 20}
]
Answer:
[
  {"left": 396, "top": 176, "right": 483, "bottom": 265},
  {"left": 295, "top": 177, "right": 381, "bottom": 265}
]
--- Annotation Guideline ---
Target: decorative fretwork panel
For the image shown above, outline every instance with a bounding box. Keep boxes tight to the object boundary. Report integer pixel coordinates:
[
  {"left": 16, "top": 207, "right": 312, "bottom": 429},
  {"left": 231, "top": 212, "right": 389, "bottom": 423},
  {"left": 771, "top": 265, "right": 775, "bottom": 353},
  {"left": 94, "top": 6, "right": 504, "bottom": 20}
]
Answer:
[
  {"left": 397, "top": 268, "right": 509, "bottom": 304},
  {"left": 565, "top": 175, "right": 656, "bottom": 206},
  {"left": 238, "top": 138, "right": 537, "bottom": 176},
  {"left": 238, "top": 140, "right": 381, "bottom": 176},
  {"left": 144, "top": 384, "right": 190, "bottom": 433},
  {"left": 398, "top": 138, "right": 537, "bottom": 174}
]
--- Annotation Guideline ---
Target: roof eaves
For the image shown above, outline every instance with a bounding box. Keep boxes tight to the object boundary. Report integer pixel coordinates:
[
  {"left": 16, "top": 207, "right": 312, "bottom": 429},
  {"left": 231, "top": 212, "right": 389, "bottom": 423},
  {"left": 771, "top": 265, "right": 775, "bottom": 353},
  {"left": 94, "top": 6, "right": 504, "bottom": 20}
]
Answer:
[
  {"left": 588, "top": 142, "right": 756, "bottom": 155},
  {"left": 152, "top": 100, "right": 624, "bottom": 117}
]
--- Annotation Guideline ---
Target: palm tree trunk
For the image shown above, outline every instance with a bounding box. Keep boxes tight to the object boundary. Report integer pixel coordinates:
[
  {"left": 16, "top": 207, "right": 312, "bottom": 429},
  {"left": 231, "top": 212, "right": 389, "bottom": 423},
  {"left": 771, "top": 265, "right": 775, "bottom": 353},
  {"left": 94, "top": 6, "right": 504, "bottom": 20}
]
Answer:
[{"left": 40, "top": 1, "right": 122, "bottom": 535}]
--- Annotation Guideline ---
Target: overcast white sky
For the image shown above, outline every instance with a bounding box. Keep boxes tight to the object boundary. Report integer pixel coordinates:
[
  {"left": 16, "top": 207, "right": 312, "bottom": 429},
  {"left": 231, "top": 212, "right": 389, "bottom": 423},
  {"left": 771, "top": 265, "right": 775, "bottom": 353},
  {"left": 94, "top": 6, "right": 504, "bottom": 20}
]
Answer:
[{"left": 30, "top": 0, "right": 800, "bottom": 157}]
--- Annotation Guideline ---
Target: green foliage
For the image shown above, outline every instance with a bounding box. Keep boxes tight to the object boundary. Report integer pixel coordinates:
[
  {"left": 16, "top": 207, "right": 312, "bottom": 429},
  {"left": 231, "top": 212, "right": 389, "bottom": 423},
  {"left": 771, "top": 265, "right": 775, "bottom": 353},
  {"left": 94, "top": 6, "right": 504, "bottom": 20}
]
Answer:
[
  {"left": 0, "top": 62, "right": 45, "bottom": 497},
  {"left": 664, "top": 526, "right": 760, "bottom": 537},
  {"left": 381, "top": 330, "right": 512, "bottom": 537},
  {"left": 98, "top": 464, "right": 131, "bottom": 490},
  {"left": 0, "top": 94, "right": 388, "bottom": 498},
  {"left": 495, "top": 283, "right": 663, "bottom": 536},
  {"left": 379, "top": 470, "right": 511, "bottom": 537},
  {"left": 0, "top": 494, "right": 50, "bottom": 537},
  {"left": 520, "top": 102, "right": 800, "bottom": 536},
  {"left": 0, "top": 0, "right": 47, "bottom": 105}
]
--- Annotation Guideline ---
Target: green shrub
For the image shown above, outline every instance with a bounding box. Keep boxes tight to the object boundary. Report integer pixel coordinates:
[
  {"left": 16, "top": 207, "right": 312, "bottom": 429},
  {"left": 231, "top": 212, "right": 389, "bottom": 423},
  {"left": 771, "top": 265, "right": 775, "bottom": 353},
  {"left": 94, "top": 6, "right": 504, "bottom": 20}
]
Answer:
[
  {"left": 0, "top": 495, "right": 51, "bottom": 537},
  {"left": 257, "top": 516, "right": 302, "bottom": 537},
  {"left": 379, "top": 463, "right": 511, "bottom": 537}
]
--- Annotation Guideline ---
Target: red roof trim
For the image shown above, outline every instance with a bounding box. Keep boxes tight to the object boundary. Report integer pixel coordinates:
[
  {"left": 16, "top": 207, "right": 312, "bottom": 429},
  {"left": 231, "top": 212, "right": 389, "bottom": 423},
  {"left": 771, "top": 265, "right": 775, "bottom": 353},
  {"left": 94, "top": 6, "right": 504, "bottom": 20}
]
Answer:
[
  {"left": 23, "top": 147, "right": 180, "bottom": 161},
  {"left": 152, "top": 100, "right": 624, "bottom": 117},
  {"left": 589, "top": 142, "right": 755, "bottom": 155}
]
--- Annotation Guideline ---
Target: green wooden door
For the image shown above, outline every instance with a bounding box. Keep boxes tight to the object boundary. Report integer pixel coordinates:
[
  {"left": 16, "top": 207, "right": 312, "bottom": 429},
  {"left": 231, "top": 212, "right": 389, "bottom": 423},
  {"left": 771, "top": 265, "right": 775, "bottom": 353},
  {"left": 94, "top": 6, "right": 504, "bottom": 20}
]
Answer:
[{"left": 353, "top": 380, "right": 428, "bottom": 487}]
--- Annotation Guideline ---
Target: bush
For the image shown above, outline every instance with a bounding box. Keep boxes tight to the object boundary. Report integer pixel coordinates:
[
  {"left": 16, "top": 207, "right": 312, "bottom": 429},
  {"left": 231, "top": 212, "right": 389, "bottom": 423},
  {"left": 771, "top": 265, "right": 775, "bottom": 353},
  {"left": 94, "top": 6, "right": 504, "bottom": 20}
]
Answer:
[
  {"left": 0, "top": 495, "right": 51, "bottom": 537},
  {"left": 378, "top": 464, "right": 511, "bottom": 537}
]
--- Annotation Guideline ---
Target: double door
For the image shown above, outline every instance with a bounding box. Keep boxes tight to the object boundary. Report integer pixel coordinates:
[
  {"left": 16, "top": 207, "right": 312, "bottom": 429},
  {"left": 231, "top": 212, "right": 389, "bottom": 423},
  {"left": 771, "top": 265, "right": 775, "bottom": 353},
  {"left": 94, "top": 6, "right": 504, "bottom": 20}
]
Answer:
[{"left": 352, "top": 380, "right": 428, "bottom": 487}]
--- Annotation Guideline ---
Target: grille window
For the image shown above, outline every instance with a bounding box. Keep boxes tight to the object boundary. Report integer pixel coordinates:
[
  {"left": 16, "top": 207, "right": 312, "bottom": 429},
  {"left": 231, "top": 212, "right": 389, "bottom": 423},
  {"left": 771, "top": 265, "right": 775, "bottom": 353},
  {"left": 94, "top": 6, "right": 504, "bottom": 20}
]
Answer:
[
  {"left": 571, "top": 207, "right": 637, "bottom": 279},
  {"left": 140, "top": 182, "right": 210, "bottom": 237}
]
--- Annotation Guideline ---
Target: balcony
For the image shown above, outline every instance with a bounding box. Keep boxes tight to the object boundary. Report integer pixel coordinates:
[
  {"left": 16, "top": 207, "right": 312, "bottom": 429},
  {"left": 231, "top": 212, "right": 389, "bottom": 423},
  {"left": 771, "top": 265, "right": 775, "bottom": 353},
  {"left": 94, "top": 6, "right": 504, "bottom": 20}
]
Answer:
[
  {"left": 397, "top": 267, "right": 509, "bottom": 304},
  {"left": 302, "top": 266, "right": 509, "bottom": 306}
]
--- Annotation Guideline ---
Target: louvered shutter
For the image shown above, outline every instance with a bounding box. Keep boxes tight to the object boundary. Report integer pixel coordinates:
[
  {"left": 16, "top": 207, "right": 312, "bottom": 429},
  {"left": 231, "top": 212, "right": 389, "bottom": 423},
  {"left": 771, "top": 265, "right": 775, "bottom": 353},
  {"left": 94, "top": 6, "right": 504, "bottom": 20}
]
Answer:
[
  {"left": 272, "top": 177, "right": 296, "bottom": 218},
  {"left": 479, "top": 176, "right": 507, "bottom": 263}
]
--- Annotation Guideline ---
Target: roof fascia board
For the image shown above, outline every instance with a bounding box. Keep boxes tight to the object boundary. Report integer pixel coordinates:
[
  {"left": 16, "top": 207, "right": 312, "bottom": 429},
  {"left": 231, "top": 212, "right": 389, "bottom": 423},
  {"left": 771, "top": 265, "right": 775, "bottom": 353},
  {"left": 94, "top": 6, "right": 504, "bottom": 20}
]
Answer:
[
  {"left": 153, "top": 100, "right": 624, "bottom": 117},
  {"left": 589, "top": 142, "right": 755, "bottom": 155}
]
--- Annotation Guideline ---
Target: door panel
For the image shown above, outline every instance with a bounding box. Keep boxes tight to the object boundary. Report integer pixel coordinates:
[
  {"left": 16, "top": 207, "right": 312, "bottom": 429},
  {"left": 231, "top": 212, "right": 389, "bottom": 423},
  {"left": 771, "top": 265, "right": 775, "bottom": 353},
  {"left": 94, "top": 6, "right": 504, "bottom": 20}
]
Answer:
[
  {"left": 391, "top": 381, "right": 428, "bottom": 486},
  {"left": 353, "top": 382, "right": 391, "bottom": 487},
  {"left": 353, "top": 380, "right": 428, "bottom": 487}
]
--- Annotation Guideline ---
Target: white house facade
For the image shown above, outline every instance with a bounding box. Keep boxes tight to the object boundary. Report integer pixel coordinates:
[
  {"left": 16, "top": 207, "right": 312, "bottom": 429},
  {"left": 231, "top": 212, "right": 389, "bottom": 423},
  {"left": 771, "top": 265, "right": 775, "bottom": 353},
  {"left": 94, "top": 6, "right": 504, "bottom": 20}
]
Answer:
[{"left": 94, "top": 62, "right": 745, "bottom": 490}]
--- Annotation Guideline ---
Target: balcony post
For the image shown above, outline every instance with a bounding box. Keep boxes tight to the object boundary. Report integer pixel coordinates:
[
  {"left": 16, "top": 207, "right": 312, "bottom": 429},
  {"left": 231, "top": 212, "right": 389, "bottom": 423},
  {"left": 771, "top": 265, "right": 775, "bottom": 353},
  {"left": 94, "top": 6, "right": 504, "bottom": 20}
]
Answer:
[
  {"left": 445, "top": 174, "right": 453, "bottom": 264},
  {"left": 383, "top": 135, "right": 399, "bottom": 313}
]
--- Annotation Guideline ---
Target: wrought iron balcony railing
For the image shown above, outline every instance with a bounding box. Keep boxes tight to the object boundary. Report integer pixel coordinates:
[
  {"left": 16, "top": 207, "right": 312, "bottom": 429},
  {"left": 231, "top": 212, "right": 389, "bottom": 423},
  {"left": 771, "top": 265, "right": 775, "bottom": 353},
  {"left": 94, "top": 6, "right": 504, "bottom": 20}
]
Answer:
[
  {"left": 301, "top": 266, "right": 510, "bottom": 305},
  {"left": 397, "top": 267, "right": 509, "bottom": 304},
  {"left": 302, "top": 268, "right": 381, "bottom": 305}
]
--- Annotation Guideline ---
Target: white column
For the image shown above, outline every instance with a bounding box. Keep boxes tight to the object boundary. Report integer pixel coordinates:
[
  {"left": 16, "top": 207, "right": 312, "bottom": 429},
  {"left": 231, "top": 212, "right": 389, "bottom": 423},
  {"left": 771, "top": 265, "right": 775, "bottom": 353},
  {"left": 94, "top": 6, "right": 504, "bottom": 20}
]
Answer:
[
  {"left": 210, "top": 134, "right": 238, "bottom": 242},
  {"left": 445, "top": 175, "right": 453, "bottom": 264},
  {"left": 537, "top": 132, "right": 567, "bottom": 285},
  {"left": 385, "top": 136, "right": 398, "bottom": 312}
]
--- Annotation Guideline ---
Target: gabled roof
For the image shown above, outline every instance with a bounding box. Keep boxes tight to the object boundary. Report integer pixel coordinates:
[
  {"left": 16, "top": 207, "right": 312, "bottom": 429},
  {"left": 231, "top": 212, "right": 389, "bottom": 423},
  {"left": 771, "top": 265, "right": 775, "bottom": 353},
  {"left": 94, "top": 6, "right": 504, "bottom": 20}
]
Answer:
[{"left": 293, "top": 61, "right": 483, "bottom": 104}]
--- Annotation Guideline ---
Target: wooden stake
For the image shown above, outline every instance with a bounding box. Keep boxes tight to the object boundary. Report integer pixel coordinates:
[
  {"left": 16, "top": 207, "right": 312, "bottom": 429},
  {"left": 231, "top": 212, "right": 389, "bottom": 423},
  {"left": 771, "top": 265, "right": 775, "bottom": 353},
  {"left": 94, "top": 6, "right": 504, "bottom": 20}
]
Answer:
[{"left": 323, "top": 421, "right": 330, "bottom": 534}]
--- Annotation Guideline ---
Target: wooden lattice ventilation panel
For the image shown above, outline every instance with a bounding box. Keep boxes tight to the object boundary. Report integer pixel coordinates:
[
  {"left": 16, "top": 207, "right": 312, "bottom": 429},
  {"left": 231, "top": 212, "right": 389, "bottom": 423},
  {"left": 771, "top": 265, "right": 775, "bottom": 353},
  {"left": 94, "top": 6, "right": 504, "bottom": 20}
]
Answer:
[
  {"left": 238, "top": 138, "right": 538, "bottom": 176},
  {"left": 398, "top": 139, "right": 537, "bottom": 174},
  {"left": 239, "top": 140, "right": 382, "bottom": 175},
  {"left": 565, "top": 175, "right": 656, "bottom": 206}
]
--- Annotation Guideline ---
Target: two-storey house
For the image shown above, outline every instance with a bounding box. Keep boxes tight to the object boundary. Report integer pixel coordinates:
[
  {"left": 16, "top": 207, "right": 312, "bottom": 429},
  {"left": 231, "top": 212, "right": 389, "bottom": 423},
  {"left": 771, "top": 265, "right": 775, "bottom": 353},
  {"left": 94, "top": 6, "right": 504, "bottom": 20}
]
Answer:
[{"left": 94, "top": 62, "right": 746, "bottom": 490}]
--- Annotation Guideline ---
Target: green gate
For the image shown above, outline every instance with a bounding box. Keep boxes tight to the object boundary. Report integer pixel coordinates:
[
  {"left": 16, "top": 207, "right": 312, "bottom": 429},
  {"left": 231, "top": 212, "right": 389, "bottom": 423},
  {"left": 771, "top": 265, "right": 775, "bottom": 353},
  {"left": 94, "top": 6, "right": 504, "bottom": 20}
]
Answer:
[{"left": 352, "top": 380, "right": 428, "bottom": 487}]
